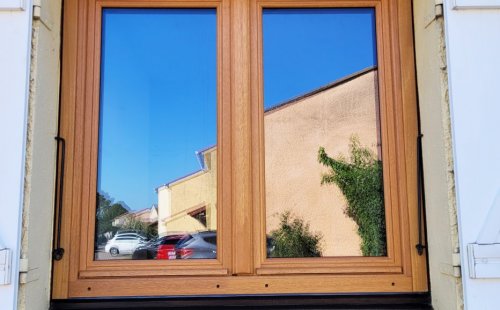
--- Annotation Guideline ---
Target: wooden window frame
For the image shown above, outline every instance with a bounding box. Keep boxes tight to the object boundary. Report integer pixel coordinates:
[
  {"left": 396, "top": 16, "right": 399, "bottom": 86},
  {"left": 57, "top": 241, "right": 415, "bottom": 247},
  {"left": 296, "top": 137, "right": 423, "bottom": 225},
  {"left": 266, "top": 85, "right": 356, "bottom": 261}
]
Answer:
[{"left": 53, "top": 0, "right": 427, "bottom": 299}]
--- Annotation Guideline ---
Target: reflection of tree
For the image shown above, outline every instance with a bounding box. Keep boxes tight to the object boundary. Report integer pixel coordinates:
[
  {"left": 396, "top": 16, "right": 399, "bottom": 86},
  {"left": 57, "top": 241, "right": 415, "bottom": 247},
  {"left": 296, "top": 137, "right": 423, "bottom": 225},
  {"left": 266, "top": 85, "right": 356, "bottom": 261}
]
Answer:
[
  {"left": 318, "top": 135, "right": 386, "bottom": 256},
  {"left": 269, "top": 211, "right": 322, "bottom": 258},
  {"left": 120, "top": 215, "right": 157, "bottom": 239},
  {"left": 95, "top": 192, "right": 128, "bottom": 242}
]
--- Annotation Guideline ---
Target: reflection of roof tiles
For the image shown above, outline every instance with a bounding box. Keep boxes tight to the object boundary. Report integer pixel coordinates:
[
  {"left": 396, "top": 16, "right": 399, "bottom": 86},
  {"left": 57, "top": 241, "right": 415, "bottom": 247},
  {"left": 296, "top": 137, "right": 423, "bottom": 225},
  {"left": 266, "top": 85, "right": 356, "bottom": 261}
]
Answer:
[
  {"left": 264, "top": 66, "right": 377, "bottom": 115},
  {"left": 156, "top": 66, "right": 377, "bottom": 192}
]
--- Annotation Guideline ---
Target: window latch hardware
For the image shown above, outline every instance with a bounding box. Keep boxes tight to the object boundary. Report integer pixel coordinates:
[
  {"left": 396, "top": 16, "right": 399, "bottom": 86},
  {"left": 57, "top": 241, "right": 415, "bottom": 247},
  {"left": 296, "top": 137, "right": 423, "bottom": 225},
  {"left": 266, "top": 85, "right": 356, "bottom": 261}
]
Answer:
[
  {"left": 416, "top": 134, "right": 427, "bottom": 256},
  {"left": 53, "top": 136, "right": 66, "bottom": 261}
]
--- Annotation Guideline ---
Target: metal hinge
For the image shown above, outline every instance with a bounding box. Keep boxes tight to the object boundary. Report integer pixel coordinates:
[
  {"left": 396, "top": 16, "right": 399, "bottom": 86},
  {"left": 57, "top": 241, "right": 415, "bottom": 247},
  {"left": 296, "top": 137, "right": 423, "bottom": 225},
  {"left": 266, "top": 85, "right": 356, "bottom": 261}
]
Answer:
[
  {"left": 439, "top": 248, "right": 462, "bottom": 278},
  {"left": 18, "top": 258, "right": 40, "bottom": 284},
  {"left": 435, "top": 3, "right": 444, "bottom": 18},
  {"left": 32, "top": 0, "right": 41, "bottom": 19},
  {"left": 425, "top": 1, "right": 444, "bottom": 28}
]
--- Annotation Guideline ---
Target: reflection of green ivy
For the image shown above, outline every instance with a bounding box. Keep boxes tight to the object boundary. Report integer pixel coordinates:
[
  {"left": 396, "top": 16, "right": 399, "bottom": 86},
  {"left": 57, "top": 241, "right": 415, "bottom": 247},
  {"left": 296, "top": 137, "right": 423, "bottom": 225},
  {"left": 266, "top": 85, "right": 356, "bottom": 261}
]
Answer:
[
  {"left": 318, "top": 136, "right": 386, "bottom": 256},
  {"left": 269, "top": 211, "right": 323, "bottom": 258}
]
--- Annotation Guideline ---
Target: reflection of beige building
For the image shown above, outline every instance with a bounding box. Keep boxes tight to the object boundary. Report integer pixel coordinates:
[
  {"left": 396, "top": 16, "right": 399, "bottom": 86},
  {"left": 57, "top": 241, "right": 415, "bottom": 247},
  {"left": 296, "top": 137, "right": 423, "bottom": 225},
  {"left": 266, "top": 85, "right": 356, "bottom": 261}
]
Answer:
[
  {"left": 156, "top": 147, "right": 217, "bottom": 236},
  {"left": 264, "top": 68, "right": 380, "bottom": 256},
  {"left": 156, "top": 68, "right": 380, "bottom": 256}
]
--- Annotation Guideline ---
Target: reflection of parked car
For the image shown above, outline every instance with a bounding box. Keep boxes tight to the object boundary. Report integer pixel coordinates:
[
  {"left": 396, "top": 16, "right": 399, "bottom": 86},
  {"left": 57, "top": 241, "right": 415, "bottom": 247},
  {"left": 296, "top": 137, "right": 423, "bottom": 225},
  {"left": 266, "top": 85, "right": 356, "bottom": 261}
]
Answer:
[
  {"left": 173, "top": 232, "right": 275, "bottom": 259},
  {"left": 132, "top": 234, "right": 185, "bottom": 260},
  {"left": 115, "top": 230, "right": 147, "bottom": 238},
  {"left": 176, "top": 231, "right": 217, "bottom": 259},
  {"left": 105, "top": 234, "right": 147, "bottom": 256}
]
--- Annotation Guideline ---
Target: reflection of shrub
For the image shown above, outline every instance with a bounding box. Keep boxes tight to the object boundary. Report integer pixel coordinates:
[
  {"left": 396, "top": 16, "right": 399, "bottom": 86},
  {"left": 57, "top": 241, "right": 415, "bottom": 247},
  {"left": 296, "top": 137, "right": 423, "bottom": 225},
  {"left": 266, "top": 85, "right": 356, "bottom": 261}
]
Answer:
[
  {"left": 96, "top": 192, "right": 128, "bottom": 239},
  {"left": 318, "top": 135, "right": 386, "bottom": 256},
  {"left": 269, "top": 211, "right": 322, "bottom": 258}
]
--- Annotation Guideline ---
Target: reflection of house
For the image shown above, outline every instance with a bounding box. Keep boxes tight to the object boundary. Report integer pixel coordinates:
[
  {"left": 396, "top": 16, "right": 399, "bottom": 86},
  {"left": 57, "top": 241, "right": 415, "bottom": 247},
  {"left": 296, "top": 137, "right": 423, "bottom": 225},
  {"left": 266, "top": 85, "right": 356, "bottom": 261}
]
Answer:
[
  {"left": 156, "top": 68, "right": 380, "bottom": 256},
  {"left": 112, "top": 205, "right": 158, "bottom": 228},
  {"left": 264, "top": 67, "right": 380, "bottom": 256},
  {"left": 156, "top": 147, "right": 217, "bottom": 236}
]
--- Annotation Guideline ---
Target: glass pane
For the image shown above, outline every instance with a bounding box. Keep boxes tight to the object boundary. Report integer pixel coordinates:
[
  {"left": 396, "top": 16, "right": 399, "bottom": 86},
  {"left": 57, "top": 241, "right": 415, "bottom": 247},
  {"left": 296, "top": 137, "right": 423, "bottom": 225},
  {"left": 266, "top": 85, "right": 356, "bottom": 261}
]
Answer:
[
  {"left": 263, "top": 8, "right": 385, "bottom": 258},
  {"left": 95, "top": 9, "right": 217, "bottom": 260}
]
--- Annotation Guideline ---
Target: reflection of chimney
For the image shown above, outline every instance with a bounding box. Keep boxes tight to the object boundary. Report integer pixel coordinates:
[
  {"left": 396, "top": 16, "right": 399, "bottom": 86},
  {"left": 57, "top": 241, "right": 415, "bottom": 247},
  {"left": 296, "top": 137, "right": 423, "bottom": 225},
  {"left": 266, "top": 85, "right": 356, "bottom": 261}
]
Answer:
[{"left": 157, "top": 186, "right": 172, "bottom": 235}]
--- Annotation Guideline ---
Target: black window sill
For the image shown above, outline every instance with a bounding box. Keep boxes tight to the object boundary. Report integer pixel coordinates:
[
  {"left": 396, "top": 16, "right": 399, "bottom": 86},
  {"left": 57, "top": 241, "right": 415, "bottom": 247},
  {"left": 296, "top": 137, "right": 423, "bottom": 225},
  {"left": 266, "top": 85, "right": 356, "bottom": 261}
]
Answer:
[{"left": 51, "top": 293, "right": 432, "bottom": 309}]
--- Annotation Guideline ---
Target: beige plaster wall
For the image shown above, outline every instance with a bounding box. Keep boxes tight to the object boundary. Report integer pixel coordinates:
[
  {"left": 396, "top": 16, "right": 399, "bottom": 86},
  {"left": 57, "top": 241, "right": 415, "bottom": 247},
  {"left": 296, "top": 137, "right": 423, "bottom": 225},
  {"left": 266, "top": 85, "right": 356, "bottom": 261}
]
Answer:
[
  {"left": 412, "top": 1, "right": 463, "bottom": 309},
  {"left": 264, "top": 70, "right": 380, "bottom": 257},
  {"left": 18, "top": 1, "right": 62, "bottom": 309}
]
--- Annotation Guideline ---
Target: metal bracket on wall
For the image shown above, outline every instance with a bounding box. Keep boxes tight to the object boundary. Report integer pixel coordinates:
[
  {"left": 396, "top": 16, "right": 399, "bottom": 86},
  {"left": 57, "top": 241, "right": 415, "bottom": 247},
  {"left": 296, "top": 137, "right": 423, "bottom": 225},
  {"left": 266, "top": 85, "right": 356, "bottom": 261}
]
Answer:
[
  {"left": 467, "top": 189, "right": 500, "bottom": 278},
  {"left": 454, "top": 0, "right": 500, "bottom": 9},
  {"left": 0, "top": 0, "right": 25, "bottom": 11},
  {"left": 0, "top": 247, "right": 12, "bottom": 285},
  {"left": 468, "top": 243, "right": 500, "bottom": 278}
]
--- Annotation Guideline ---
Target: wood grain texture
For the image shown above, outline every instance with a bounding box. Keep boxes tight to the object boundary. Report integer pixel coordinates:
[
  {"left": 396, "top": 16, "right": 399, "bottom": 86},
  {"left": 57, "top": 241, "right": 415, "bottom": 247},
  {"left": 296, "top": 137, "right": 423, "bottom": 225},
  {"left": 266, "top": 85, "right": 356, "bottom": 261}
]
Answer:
[
  {"left": 68, "top": 274, "right": 413, "bottom": 297},
  {"left": 396, "top": 0, "right": 428, "bottom": 292},
  {"left": 231, "top": 0, "right": 254, "bottom": 275},
  {"left": 52, "top": 0, "right": 79, "bottom": 299},
  {"left": 250, "top": 0, "right": 420, "bottom": 282}
]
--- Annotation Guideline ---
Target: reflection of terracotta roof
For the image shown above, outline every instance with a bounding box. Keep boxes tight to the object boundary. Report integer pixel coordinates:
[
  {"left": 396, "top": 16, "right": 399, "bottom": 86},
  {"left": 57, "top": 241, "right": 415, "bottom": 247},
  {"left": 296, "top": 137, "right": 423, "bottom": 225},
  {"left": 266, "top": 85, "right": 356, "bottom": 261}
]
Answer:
[
  {"left": 187, "top": 204, "right": 206, "bottom": 216},
  {"left": 161, "top": 202, "right": 206, "bottom": 223},
  {"left": 264, "top": 66, "right": 377, "bottom": 115}
]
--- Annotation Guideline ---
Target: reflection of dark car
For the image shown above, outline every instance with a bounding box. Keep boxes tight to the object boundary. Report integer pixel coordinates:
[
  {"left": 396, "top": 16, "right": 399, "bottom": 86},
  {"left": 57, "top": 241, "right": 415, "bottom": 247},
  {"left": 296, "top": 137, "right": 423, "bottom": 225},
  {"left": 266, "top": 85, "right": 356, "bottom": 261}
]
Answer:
[
  {"left": 173, "top": 231, "right": 275, "bottom": 259},
  {"left": 132, "top": 234, "right": 184, "bottom": 260},
  {"left": 176, "top": 231, "right": 217, "bottom": 259}
]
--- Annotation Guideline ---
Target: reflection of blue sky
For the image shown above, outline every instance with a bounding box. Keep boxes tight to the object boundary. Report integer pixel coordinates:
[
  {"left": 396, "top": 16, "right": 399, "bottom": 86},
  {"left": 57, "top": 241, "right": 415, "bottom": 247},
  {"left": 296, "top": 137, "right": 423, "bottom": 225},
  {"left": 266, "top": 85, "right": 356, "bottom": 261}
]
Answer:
[
  {"left": 98, "top": 8, "right": 376, "bottom": 211},
  {"left": 98, "top": 9, "right": 216, "bottom": 210},
  {"left": 263, "top": 8, "right": 377, "bottom": 108}
]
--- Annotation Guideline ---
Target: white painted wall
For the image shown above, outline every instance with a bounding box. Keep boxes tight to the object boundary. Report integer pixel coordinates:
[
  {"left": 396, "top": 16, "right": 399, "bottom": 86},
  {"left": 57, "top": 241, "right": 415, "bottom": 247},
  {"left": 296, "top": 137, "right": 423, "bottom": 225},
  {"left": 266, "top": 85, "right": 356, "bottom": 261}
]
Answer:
[
  {"left": 0, "top": 1, "right": 32, "bottom": 309},
  {"left": 444, "top": 0, "right": 500, "bottom": 308}
]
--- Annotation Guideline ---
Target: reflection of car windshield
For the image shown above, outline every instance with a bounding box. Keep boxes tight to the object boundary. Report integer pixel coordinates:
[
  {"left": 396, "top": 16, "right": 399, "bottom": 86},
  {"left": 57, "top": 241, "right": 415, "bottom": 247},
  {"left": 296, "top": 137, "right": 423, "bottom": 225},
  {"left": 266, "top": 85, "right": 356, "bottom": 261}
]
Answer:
[
  {"left": 154, "top": 235, "right": 184, "bottom": 246},
  {"left": 204, "top": 235, "right": 216, "bottom": 245},
  {"left": 176, "top": 234, "right": 193, "bottom": 248},
  {"left": 116, "top": 236, "right": 142, "bottom": 241}
]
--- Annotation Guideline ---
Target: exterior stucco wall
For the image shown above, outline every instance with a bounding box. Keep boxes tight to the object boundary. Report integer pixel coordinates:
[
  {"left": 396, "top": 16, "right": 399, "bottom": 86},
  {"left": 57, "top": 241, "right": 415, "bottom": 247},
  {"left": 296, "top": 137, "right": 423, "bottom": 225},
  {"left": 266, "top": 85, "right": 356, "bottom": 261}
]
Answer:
[
  {"left": 264, "top": 70, "right": 380, "bottom": 257},
  {"left": 413, "top": 1, "right": 463, "bottom": 309},
  {"left": 18, "top": 0, "right": 62, "bottom": 309}
]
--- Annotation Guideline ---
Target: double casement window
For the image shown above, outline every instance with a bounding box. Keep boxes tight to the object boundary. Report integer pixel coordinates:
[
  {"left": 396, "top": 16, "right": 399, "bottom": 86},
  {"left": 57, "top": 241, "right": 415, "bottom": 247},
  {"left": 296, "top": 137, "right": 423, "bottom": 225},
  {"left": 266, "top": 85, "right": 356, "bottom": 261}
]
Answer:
[{"left": 53, "top": 0, "right": 427, "bottom": 298}]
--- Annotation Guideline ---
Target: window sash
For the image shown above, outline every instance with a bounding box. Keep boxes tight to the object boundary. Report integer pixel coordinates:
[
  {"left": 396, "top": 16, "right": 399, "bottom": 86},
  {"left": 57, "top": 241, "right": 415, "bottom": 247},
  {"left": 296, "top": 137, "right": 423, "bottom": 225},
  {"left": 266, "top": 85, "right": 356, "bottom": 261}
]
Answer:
[{"left": 52, "top": 0, "right": 427, "bottom": 299}]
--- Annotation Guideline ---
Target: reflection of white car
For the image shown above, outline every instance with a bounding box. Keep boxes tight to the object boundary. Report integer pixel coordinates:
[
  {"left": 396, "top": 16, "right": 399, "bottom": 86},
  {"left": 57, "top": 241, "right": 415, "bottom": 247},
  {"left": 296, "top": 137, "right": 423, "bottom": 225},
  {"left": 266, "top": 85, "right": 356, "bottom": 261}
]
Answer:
[{"left": 105, "top": 234, "right": 147, "bottom": 256}]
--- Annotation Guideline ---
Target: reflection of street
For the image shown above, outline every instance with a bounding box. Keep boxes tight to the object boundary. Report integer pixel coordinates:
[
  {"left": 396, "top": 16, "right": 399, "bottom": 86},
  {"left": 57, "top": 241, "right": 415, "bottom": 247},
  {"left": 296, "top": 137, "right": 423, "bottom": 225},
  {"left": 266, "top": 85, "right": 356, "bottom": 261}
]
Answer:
[{"left": 95, "top": 249, "right": 132, "bottom": 260}]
